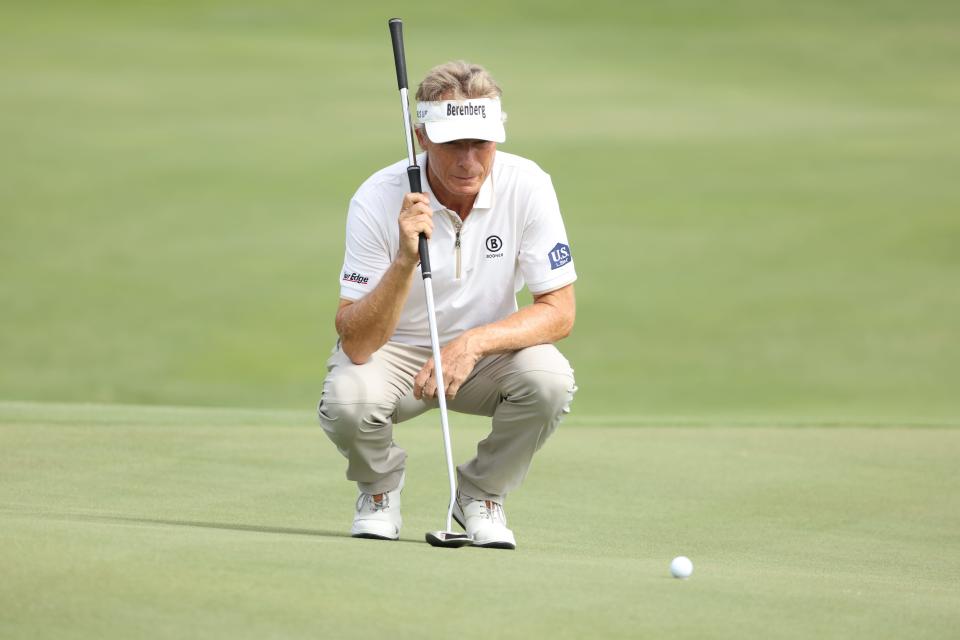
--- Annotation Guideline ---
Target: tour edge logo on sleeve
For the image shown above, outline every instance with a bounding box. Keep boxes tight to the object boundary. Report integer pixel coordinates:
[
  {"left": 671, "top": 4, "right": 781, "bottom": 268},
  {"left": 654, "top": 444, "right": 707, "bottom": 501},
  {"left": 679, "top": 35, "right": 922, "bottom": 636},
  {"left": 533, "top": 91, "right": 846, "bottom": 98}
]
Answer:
[
  {"left": 548, "top": 243, "right": 572, "bottom": 270},
  {"left": 342, "top": 271, "right": 370, "bottom": 285}
]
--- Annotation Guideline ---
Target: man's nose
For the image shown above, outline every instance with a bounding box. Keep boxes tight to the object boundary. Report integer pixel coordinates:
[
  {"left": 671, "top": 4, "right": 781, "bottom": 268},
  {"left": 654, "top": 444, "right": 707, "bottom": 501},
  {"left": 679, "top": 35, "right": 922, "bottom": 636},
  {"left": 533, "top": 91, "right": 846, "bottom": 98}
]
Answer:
[{"left": 457, "top": 145, "right": 479, "bottom": 165}]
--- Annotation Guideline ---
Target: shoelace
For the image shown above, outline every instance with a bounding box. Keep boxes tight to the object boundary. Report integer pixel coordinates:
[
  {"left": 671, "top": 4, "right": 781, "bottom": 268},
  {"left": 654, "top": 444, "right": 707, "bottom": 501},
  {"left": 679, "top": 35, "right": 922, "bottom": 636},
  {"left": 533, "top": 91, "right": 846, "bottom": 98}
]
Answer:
[
  {"left": 480, "top": 500, "right": 506, "bottom": 526},
  {"left": 356, "top": 492, "right": 389, "bottom": 513}
]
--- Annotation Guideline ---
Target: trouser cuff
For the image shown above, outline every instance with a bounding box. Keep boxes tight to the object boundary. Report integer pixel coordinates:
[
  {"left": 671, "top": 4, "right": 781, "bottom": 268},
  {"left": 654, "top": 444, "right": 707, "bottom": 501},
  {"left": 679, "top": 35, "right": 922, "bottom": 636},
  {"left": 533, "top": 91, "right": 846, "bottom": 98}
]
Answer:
[
  {"left": 357, "top": 469, "right": 404, "bottom": 495},
  {"left": 456, "top": 471, "right": 505, "bottom": 504}
]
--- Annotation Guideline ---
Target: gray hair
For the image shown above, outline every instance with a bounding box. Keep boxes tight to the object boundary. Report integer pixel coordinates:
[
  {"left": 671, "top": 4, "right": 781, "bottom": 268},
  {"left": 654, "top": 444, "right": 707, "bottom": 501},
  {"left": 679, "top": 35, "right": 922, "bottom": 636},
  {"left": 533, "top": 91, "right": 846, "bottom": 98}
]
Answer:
[{"left": 415, "top": 61, "right": 505, "bottom": 132}]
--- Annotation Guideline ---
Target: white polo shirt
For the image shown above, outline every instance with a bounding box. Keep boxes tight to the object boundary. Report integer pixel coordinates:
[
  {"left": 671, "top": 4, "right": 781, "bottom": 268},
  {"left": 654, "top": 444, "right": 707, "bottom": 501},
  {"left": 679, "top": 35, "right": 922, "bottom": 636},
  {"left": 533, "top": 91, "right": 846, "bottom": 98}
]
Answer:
[{"left": 338, "top": 150, "right": 576, "bottom": 346}]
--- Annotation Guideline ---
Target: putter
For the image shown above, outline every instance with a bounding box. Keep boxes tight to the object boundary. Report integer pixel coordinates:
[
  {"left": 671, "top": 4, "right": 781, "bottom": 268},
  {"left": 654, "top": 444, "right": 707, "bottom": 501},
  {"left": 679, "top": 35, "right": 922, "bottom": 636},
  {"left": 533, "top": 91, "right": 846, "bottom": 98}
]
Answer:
[{"left": 388, "top": 18, "right": 471, "bottom": 549}]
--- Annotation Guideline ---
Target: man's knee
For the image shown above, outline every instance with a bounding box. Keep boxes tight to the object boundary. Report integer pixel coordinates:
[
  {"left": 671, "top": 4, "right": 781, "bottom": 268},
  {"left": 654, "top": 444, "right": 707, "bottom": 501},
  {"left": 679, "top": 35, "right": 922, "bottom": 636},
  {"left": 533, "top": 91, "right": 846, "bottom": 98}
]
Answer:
[
  {"left": 318, "top": 398, "right": 381, "bottom": 434},
  {"left": 510, "top": 369, "right": 576, "bottom": 414},
  {"left": 503, "top": 345, "right": 576, "bottom": 414},
  {"left": 317, "top": 363, "right": 398, "bottom": 441}
]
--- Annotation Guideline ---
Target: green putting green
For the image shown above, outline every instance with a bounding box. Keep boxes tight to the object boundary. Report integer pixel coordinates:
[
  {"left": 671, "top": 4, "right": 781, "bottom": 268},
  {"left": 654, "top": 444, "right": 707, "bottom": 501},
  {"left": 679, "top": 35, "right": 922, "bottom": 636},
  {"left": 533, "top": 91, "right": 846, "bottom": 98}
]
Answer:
[{"left": 2, "top": 402, "right": 958, "bottom": 638}]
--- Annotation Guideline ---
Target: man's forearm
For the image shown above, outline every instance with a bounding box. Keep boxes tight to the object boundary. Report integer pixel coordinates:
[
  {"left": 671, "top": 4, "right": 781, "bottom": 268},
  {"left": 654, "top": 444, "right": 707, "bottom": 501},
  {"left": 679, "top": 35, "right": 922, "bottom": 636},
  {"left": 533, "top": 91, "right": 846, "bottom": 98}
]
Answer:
[
  {"left": 336, "top": 256, "right": 418, "bottom": 363},
  {"left": 462, "top": 285, "right": 575, "bottom": 358}
]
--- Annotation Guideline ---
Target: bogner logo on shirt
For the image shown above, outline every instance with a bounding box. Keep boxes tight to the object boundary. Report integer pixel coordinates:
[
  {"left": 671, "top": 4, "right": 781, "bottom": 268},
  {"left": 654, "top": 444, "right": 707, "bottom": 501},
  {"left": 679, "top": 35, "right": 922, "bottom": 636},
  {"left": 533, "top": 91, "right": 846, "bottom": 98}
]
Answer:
[
  {"left": 342, "top": 271, "right": 370, "bottom": 285},
  {"left": 548, "top": 243, "right": 572, "bottom": 270},
  {"left": 485, "top": 235, "right": 503, "bottom": 258}
]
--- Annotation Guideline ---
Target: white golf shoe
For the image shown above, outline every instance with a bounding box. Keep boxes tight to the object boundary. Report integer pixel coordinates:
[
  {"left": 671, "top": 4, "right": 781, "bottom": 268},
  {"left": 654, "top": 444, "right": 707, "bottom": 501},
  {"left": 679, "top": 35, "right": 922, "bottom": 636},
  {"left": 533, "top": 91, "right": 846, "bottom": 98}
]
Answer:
[
  {"left": 351, "top": 474, "right": 403, "bottom": 540},
  {"left": 453, "top": 493, "right": 516, "bottom": 550}
]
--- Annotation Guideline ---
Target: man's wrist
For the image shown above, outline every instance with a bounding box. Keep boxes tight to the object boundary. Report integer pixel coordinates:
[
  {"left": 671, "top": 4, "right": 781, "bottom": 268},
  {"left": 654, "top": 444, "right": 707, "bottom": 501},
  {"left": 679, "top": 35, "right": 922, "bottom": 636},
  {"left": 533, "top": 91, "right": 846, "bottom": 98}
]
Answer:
[
  {"left": 463, "top": 328, "right": 488, "bottom": 360},
  {"left": 394, "top": 252, "right": 420, "bottom": 272}
]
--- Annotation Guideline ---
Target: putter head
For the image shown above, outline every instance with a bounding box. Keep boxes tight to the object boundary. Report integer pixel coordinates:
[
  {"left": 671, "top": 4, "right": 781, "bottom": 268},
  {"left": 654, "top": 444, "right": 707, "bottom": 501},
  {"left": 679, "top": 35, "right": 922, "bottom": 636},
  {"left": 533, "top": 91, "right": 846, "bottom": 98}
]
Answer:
[{"left": 425, "top": 531, "right": 472, "bottom": 548}]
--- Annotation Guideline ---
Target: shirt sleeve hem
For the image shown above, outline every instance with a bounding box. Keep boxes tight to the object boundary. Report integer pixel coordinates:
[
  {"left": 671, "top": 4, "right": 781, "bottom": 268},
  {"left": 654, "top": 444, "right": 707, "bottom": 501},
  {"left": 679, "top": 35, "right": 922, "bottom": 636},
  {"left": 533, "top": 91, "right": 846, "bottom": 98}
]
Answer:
[
  {"left": 339, "top": 287, "right": 368, "bottom": 301},
  {"left": 526, "top": 271, "right": 577, "bottom": 296}
]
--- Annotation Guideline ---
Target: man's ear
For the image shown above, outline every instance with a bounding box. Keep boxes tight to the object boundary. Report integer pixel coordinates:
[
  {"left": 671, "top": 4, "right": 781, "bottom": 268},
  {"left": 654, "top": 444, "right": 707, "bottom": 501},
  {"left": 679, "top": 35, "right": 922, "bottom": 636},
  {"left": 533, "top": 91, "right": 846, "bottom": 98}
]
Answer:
[{"left": 415, "top": 127, "right": 429, "bottom": 151}]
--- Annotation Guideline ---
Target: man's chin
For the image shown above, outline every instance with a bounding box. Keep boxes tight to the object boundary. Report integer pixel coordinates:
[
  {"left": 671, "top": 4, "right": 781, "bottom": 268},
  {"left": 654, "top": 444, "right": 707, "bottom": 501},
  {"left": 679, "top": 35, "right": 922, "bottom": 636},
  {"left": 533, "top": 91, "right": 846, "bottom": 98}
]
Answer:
[{"left": 450, "top": 181, "right": 481, "bottom": 196}]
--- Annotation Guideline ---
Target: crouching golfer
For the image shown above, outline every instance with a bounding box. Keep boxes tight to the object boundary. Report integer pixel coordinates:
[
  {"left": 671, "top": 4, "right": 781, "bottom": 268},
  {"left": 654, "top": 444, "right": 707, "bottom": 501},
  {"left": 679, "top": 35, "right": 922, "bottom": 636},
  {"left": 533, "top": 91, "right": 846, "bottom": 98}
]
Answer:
[{"left": 318, "top": 61, "right": 577, "bottom": 549}]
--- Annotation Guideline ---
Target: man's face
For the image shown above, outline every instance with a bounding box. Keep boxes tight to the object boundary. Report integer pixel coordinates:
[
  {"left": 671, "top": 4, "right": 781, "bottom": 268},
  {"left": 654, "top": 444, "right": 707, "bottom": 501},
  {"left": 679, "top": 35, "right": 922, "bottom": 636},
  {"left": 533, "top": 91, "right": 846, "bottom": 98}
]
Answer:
[{"left": 416, "top": 128, "right": 496, "bottom": 201}]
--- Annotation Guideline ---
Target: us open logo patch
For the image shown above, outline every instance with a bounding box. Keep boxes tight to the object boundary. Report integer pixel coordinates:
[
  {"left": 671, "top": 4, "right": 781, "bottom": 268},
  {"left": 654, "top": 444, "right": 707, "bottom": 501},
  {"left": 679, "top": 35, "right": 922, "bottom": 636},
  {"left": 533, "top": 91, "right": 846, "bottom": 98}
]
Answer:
[{"left": 548, "top": 243, "right": 572, "bottom": 270}]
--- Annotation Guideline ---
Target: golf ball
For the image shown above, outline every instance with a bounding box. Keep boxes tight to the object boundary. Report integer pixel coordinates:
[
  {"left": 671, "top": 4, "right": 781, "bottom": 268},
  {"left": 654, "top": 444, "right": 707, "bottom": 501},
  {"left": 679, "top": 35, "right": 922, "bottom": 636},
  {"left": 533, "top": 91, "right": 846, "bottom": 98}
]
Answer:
[{"left": 670, "top": 556, "right": 693, "bottom": 579}]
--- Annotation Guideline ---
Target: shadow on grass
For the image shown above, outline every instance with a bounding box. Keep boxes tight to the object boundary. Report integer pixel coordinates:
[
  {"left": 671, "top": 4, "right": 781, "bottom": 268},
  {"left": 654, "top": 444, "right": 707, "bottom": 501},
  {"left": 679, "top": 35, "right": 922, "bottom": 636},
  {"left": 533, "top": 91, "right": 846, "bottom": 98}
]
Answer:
[{"left": 0, "top": 505, "right": 423, "bottom": 545}]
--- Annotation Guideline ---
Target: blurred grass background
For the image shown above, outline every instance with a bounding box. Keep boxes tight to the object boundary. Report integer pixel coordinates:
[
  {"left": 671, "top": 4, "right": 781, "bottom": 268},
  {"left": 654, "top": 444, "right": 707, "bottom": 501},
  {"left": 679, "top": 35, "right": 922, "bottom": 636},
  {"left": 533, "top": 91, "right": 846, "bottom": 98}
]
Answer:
[{"left": 1, "top": 0, "right": 958, "bottom": 422}]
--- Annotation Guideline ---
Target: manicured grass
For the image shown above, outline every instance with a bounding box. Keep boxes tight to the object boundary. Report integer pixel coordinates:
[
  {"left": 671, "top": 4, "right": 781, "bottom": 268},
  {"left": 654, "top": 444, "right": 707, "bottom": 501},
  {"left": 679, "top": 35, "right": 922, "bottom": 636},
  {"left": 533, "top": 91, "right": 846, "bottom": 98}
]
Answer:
[
  {"left": 2, "top": 402, "right": 958, "bottom": 639},
  {"left": 1, "top": 1, "right": 959, "bottom": 421}
]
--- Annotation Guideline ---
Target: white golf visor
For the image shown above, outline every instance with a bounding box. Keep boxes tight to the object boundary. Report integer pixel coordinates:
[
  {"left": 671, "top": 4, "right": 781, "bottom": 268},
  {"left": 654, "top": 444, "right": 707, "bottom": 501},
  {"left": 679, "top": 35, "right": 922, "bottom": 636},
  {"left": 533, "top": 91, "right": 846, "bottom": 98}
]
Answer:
[{"left": 416, "top": 98, "right": 506, "bottom": 143}]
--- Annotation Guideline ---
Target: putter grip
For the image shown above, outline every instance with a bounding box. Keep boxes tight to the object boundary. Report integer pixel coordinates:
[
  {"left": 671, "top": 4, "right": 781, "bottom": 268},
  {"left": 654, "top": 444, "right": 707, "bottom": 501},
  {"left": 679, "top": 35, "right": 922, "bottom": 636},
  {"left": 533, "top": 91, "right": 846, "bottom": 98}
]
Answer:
[
  {"left": 388, "top": 19, "right": 408, "bottom": 90},
  {"left": 405, "top": 166, "right": 431, "bottom": 277},
  {"left": 406, "top": 165, "right": 421, "bottom": 193},
  {"left": 418, "top": 235, "right": 431, "bottom": 278}
]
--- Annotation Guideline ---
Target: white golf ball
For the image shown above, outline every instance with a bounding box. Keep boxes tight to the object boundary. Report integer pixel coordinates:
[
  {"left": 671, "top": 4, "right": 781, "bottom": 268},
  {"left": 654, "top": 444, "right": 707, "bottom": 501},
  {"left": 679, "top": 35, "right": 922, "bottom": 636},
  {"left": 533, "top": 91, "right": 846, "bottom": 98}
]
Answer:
[{"left": 670, "top": 556, "right": 693, "bottom": 579}]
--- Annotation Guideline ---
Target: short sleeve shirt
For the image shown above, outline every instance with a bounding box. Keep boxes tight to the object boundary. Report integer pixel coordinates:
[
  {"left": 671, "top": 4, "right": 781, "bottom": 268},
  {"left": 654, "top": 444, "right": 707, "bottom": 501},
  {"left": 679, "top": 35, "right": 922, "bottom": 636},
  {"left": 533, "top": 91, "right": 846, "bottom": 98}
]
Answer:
[{"left": 338, "top": 151, "right": 577, "bottom": 346}]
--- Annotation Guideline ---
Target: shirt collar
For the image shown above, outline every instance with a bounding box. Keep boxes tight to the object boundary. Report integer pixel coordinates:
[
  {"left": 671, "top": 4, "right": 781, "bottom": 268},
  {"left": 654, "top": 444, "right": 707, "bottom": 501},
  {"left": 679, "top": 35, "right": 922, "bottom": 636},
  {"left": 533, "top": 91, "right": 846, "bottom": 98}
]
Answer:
[{"left": 473, "top": 168, "right": 494, "bottom": 210}]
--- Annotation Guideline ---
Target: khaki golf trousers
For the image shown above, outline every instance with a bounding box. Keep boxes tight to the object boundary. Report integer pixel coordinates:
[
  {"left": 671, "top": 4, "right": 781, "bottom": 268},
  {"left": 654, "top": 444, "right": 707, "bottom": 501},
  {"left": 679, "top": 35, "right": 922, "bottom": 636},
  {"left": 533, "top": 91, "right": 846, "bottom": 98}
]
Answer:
[{"left": 317, "top": 341, "right": 576, "bottom": 501}]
